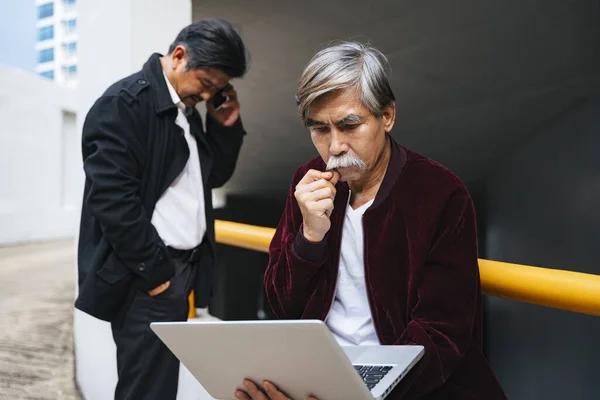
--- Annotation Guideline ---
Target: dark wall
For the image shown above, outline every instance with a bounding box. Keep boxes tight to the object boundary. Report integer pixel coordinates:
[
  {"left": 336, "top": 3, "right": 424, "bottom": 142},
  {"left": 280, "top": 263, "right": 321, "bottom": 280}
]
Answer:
[
  {"left": 192, "top": 0, "right": 600, "bottom": 198},
  {"left": 209, "top": 194, "right": 286, "bottom": 320},
  {"left": 482, "top": 98, "right": 600, "bottom": 399}
]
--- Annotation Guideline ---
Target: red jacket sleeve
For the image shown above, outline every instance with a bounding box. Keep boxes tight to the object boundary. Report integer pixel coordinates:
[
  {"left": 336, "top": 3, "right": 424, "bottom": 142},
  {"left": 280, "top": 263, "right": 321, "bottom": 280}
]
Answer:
[
  {"left": 264, "top": 168, "right": 330, "bottom": 319},
  {"left": 391, "top": 188, "right": 481, "bottom": 399}
]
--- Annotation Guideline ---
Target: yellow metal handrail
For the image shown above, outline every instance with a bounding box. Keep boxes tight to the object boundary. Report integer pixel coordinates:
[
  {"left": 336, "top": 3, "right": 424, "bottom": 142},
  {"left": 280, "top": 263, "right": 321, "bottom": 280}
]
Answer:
[{"left": 211, "top": 220, "right": 600, "bottom": 318}]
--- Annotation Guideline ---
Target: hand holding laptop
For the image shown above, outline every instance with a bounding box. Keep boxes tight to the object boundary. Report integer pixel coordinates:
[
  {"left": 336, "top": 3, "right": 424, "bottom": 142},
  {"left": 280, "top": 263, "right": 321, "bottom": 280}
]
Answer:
[
  {"left": 150, "top": 320, "right": 423, "bottom": 400},
  {"left": 235, "top": 379, "right": 317, "bottom": 400}
]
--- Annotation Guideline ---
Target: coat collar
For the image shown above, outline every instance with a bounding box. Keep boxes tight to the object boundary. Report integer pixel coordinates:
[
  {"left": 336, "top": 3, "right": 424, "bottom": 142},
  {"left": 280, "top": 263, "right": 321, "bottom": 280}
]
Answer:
[{"left": 142, "top": 53, "right": 179, "bottom": 115}]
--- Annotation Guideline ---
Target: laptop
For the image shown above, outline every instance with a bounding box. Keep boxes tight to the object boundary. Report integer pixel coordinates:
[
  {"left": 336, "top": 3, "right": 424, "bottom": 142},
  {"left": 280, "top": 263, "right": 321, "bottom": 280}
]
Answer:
[{"left": 151, "top": 319, "right": 424, "bottom": 400}]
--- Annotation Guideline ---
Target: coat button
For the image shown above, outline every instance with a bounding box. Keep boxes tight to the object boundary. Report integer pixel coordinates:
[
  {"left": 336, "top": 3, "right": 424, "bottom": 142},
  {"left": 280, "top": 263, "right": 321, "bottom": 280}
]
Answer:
[
  {"left": 138, "top": 262, "right": 146, "bottom": 272},
  {"left": 137, "top": 79, "right": 147, "bottom": 85}
]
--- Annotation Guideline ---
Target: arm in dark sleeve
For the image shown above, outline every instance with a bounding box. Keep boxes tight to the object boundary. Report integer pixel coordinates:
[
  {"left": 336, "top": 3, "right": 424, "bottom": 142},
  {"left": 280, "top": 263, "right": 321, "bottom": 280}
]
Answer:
[
  {"left": 264, "top": 169, "right": 329, "bottom": 319},
  {"left": 82, "top": 96, "right": 175, "bottom": 290},
  {"left": 204, "top": 113, "right": 246, "bottom": 188},
  {"left": 391, "top": 188, "right": 481, "bottom": 399}
]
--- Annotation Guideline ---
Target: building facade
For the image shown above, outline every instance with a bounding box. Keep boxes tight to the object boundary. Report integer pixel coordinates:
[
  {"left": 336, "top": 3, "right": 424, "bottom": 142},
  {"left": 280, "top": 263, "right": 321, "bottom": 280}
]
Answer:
[{"left": 35, "top": 0, "right": 78, "bottom": 87}]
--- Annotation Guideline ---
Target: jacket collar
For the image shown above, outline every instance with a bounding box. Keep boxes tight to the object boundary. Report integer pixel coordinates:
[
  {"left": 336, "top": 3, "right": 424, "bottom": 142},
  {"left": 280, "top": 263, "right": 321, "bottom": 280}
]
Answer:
[
  {"left": 142, "top": 53, "right": 178, "bottom": 115},
  {"left": 336, "top": 134, "right": 406, "bottom": 209},
  {"left": 371, "top": 135, "right": 406, "bottom": 208}
]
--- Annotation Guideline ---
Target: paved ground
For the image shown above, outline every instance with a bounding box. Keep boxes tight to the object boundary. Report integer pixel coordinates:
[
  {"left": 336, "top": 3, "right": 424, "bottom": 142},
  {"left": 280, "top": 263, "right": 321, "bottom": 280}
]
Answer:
[{"left": 0, "top": 240, "right": 81, "bottom": 400}]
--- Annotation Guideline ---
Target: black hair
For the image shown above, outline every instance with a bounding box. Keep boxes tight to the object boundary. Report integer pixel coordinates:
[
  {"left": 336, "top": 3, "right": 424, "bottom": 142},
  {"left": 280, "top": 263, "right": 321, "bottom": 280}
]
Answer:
[{"left": 168, "top": 19, "right": 248, "bottom": 78}]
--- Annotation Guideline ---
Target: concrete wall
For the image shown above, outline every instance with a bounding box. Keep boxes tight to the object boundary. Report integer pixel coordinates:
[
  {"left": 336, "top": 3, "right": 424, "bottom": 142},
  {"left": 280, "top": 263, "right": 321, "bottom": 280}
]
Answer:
[
  {"left": 0, "top": 67, "right": 78, "bottom": 245},
  {"left": 483, "top": 98, "right": 600, "bottom": 399}
]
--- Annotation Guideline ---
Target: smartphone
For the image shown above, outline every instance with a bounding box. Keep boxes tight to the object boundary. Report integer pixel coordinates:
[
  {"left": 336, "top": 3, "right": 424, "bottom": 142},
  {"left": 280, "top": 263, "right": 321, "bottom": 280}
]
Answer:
[{"left": 210, "top": 88, "right": 229, "bottom": 110}]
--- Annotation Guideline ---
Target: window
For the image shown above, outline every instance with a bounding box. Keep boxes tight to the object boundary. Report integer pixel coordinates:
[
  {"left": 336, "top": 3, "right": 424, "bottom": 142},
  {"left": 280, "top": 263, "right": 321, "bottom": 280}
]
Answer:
[
  {"left": 37, "top": 26, "right": 54, "bottom": 41},
  {"left": 64, "top": 65, "right": 77, "bottom": 78},
  {"left": 65, "top": 42, "right": 77, "bottom": 54},
  {"left": 63, "top": 0, "right": 76, "bottom": 11},
  {"left": 38, "top": 48, "right": 54, "bottom": 63},
  {"left": 38, "top": 3, "right": 54, "bottom": 19},
  {"left": 40, "top": 70, "right": 55, "bottom": 80},
  {"left": 64, "top": 19, "right": 77, "bottom": 34}
]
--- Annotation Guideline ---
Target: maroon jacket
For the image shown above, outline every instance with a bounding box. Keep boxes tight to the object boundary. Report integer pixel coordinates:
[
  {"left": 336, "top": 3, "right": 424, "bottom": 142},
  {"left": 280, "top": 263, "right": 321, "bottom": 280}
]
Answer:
[{"left": 264, "top": 138, "right": 506, "bottom": 399}]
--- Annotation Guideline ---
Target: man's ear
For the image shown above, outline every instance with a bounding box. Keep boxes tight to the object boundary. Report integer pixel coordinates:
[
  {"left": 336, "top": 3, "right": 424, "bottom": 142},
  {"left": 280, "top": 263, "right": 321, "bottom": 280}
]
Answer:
[
  {"left": 171, "top": 45, "right": 187, "bottom": 70},
  {"left": 382, "top": 103, "right": 396, "bottom": 133}
]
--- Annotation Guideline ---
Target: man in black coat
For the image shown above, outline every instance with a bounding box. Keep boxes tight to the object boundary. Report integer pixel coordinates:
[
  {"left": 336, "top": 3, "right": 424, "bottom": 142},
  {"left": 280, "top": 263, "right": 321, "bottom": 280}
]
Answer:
[{"left": 75, "top": 19, "right": 248, "bottom": 399}]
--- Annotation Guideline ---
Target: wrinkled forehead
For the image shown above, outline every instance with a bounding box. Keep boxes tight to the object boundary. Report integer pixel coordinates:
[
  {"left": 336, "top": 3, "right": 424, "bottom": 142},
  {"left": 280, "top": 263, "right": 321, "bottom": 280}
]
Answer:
[{"left": 306, "top": 88, "right": 370, "bottom": 123}]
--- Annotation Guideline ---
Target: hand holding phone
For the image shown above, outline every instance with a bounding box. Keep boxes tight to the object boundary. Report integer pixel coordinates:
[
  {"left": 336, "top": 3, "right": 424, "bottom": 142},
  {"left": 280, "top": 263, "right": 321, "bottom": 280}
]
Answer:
[
  {"left": 207, "top": 84, "right": 240, "bottom": 127},
  {"left": 210, "top": 87, "right": 229, "bottom": 110}
]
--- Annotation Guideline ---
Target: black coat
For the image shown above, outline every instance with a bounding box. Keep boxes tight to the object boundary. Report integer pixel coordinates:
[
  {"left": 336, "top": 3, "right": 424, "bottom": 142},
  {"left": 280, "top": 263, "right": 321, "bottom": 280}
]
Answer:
[{"left": 75, "top": 53, "right": 246, "bottom": 322}]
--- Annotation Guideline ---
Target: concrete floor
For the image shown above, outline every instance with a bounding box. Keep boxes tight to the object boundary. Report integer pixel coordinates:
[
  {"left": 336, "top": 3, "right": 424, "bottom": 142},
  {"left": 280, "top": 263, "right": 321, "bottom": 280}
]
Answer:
[{"left": 0, "top": 239, "right": 81, "bottom": 399}]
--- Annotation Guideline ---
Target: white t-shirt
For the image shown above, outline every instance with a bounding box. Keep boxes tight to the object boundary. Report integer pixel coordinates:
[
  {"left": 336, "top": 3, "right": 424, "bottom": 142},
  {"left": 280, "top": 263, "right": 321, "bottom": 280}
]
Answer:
[{"left": 326, "top": 194, "right": 379, "bottom": 346}]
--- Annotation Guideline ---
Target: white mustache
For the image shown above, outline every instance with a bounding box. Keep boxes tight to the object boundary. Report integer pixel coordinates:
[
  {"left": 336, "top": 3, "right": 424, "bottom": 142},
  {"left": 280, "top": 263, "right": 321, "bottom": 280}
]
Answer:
[{"left": 326, "top": 154, "right": 366, "bottom": 170}]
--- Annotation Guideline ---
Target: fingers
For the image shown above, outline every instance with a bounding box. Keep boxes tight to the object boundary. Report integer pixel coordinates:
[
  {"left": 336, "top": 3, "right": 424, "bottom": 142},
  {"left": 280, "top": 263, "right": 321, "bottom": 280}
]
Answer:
[
  {"left": 295, "top": 188, "right": 335, "bottom": 217},
  {"left": 207, "top": 84, "right": 238, "bottom": 112},
  {"left": 297, "top": 169, "right": 337, "bottom": 186},
  {"left": 295, "top": 170, "right": 338, "bottom": 196},
  {"left": 235, "top": 390, "right": 251, "bottom": 400},
  {"left": 208, "top": 100, "right": 241, "bottom": 127},
  {"left": 310, "top": 186, "right": 336, "bottom": 202},
  {"left": 296, "top": 182, "right": 336, "bottom": 201},
  {"left": 214, "top": 85, "right": 237, "bottom": 109},
  {"left": 220, "top": 99, "right": 240, "bottom": 110},
  {"left": 313, "top": 198, "right": 335, "bottom": 217},
  {"left": 148, "top": 280, "right": 170, "bottom": 296},
  {"left": 263, "top": 381, "right": 290, "bottom": 400},
  {"left": 223, "top": 90, "right": 238, "bottom": 104},
  {"left": 328, "top": 169, "right": 341, "bottom": 185},
  {"left": 238, "top": 380, "right": 269, "bottom": 400},
  {"left": 222, "top": 86, "right": 237, "bottom": 101},
  {"left": 296, "top": 178, "right": 336, "bottom": 195},
  {"left": 221, "top": 106, "right": 241, "bottom": 126},
  {"left": 294, "top": 170, "right": 337, "bottom": 220},
  {"left": 297, "top": 197, "right": 334, "bottom": 220},
  {"left": 235, "top": 380, "right": 290, "bottom": 400}
]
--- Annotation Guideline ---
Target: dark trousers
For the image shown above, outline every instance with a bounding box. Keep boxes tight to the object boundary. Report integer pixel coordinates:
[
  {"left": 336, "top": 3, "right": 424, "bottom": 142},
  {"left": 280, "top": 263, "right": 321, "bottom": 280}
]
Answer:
[{"left": 111, "top": 256, "right": 196, "bottom": 400}]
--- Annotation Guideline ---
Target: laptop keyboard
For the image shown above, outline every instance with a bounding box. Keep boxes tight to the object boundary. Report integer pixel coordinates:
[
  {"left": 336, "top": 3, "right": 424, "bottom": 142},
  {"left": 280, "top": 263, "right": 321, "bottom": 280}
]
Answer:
[{"left": 354, "top": 365, "right": 394, "bottom": 391}]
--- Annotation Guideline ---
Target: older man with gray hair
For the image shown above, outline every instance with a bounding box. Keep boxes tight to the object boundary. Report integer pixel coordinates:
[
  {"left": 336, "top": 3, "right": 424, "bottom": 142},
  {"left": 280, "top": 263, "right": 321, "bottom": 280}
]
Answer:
[{"left": 236, "top": 42, "right": 506, "bottom": 400}]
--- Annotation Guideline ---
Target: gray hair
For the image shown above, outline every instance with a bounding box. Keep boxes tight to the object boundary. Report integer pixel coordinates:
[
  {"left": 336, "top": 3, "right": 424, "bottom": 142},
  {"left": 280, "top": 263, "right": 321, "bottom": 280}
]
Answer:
[{"left": 296, "top": 41, "right": 396, "bottom": 124}]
